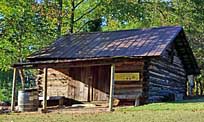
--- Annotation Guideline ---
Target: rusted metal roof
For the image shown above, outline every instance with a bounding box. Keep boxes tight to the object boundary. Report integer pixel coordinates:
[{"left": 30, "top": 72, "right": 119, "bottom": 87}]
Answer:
[{"left": 28, "top": 26, "right": 183, "bottom": 60}]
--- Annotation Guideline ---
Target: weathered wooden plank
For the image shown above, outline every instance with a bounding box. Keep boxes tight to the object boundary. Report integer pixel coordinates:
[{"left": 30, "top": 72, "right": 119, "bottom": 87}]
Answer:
[
  {"left": 149, "top": 81, "right": 185, "bottom": 91},
  {"left": 149, "top": 75, "right": 185, "bottom": 87},
  {"left": 42, "top": 68, "right": 48, "bottom": 112},
  {"left": 109, "top": 64, "right": 115, "bottom": 111},
  {"left": 149, "top": 70, "right": 186, "bottom": 84},
  {"left": 115, "top": 84, "right": 143, "bottom": 89},
  {"left": 148, "top": 64, "right": 186, "bottom": 77},
  {"left": 149, "top": 64, "right": 186, "bottom": 80},
  {"left": 114, "top": 94, "right": 142, "bottom": 99},
  {"left": 11, "top": 68, "right": 17, "bottom": 112},
  {"left": 114, "top": 89, "right": 143, "bottom": 95},
  {"left": 149, "top": 68, "right": 186, "bottom": 83},
  {"left": 115, "top": 62, "right": 144, "bottom": 72},
  {"left": 115, "top": 81, "right": 142, "bottom": 84},
  {"left": 152, "top": 56, "right": 184, "bottom": 67},
  {"left": 150, "top": 60, "right": 186, "bottom": 73},
  {"left": 18, "top": 69, "right": 25, "bottom": 90}
]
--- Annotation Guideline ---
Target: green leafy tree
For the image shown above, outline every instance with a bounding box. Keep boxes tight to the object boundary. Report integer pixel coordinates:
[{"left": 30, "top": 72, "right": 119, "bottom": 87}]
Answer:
[
  {"left": 0, "top": 0, "right": 56, "bottom": 102},
  {"left": 0, "top": 0, "right": 56, "bottom": 70}
]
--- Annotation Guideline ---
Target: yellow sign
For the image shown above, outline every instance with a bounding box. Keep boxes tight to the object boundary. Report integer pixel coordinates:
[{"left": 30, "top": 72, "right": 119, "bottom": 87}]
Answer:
[{"left": 114, "top": 73, "right": 140, "bottom": 81}]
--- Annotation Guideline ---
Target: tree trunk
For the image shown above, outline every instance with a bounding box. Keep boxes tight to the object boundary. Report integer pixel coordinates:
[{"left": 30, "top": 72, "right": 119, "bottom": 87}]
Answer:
[
  {"left": 70, "top": 0, "right": 75, "bottom": 33},
  {"left": 18, "top": 34, "right": 23, "bottom": 63},
  {"left": 199, "top": 80, "right": 203, "bottom": 95},
  {"left": 195, "top": 80, "right": 199, "bottom": 95},
  {"left": 57, "top": 0, "right": 63, "bottom": 37}
]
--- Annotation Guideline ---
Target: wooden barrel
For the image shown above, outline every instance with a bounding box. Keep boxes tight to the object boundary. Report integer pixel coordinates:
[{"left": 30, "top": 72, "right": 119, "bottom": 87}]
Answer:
[{"left": 18, "top": 89, "right": 39, "bottom": 112}]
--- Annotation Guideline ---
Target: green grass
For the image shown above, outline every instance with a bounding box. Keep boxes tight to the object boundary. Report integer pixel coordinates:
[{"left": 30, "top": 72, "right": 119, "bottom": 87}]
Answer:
[
  {"left": 1, "top": 98, "right": 204, "bottom": 122},
  {"left": 119, "top": 98, "right": 204, "bottom": 111}
]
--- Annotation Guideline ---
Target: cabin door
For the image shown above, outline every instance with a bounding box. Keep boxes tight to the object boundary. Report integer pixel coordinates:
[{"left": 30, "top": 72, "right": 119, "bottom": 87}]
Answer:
[
  {"left": 90, "top": 66, "right": 110, "bottom": 101},
  {"left": 78, "top": 67, "right": 92, "bottom": 101},
  {"left": 77, "top": 66, "right": 110, "bottom": 102},
  {"left": 68, "top": 67, "right": 91, "bottom": 101}
]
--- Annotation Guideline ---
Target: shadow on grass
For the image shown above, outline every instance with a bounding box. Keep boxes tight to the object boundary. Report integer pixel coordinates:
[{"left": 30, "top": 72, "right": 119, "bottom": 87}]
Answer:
[{"left": 168, "top": 96, "right": 204, "bottom": 104}]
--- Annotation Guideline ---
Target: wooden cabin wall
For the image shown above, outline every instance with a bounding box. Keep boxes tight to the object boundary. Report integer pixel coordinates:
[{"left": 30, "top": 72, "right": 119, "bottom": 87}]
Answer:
[
  {"left": 146, "top": 45, "right": 187, "bottom": 102},
  {"left": 37, "top": 65, "right": 110, "bottom": 102},
  {"left": 91, "top": 66, "right": 110, "bottom": 101},
  {"left": 37, "top": 68, "right": 87, "bottom": 101},
  {"left": 114, "top": 61, "right": 144, "bottom": 103},
  {"left": 36, "top": 68, "right": 70, "bottom": 97},
  {"left": 69, "top": 66, "right": 111, "bottom": 101}
]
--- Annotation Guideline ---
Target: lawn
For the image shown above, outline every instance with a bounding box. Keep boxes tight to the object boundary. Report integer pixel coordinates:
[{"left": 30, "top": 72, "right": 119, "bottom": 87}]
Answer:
[{"left": 1, "top": 98, "right": 204, "bottom": 122}]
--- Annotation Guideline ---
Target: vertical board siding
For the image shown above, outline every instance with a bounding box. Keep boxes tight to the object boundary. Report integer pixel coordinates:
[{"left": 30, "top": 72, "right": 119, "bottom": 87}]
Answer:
[
  {"left": 92, "top": 66, "right": 110, "bottom": 101},
  {"left": 37, "top": 65, "right": 111, "bottom": 102}
]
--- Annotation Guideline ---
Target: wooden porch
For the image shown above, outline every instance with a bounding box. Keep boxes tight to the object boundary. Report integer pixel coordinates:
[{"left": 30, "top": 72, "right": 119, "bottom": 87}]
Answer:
[{"left": 11, "top": 58, "right": 144, "bottom": 113}]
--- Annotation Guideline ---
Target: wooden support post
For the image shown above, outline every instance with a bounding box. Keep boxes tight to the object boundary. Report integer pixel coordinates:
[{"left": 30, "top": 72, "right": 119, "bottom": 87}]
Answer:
[
  {"left": 11, "top": 68, "right": 17, "bottom": 112},
  {"left": 187, "top": 75, "right": 194, "bottom": 96},
  {"left": 42, "top": 68, "right": 48, "bottom": 113},
  {"left": 18, "top": 69, "right": 25, "bottom": 90},
  {"left": 108, "top": 64, "right": 115, "bottom": 111}
]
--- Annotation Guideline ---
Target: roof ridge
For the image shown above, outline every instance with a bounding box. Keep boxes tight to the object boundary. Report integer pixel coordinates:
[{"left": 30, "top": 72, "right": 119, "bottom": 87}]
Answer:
[{"left": 63, "top": 25, "right": 182, "bottom": 36}]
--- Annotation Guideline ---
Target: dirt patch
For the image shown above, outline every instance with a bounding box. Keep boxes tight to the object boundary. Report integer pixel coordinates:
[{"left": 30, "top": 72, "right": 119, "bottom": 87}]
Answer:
[
  {"left": 49, "top": 106, "right": 109, "bottom": 114},
  {"left": 7, "top": 106, "right": 109, "bottom": 115}
]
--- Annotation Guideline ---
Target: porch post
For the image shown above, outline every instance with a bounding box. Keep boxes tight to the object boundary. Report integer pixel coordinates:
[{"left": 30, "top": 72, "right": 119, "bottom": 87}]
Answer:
[
  {"left": 187, "top": 75, "right": 194, "bottom": 96},
  {"left": 42, "top": 67, "right": 48, "bottom": 112},
  {"left": 108, "top": 64, "right": 115, "bottom": 111},
  {"left": 11, "top": 68, "right": 17, "bottom": 112},
  {"left": 18, "top": 69, "right": 25, "bottom": 90}
]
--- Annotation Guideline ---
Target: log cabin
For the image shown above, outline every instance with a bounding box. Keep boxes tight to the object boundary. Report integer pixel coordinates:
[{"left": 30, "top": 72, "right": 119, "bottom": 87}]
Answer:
[{"left": 11, "top": 26, "right": 200, "bottom": 111}]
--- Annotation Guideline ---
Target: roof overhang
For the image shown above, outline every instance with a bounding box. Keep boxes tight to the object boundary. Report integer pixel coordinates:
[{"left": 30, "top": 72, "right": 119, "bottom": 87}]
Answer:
[{"left": 12, "top": 56, "right": 158, "bottom": 69}]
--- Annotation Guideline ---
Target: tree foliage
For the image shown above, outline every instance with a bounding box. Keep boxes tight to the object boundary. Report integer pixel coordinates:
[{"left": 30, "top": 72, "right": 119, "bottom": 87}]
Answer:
[{"left": 0, "top": 0, "right": 56, "bottom": 70}]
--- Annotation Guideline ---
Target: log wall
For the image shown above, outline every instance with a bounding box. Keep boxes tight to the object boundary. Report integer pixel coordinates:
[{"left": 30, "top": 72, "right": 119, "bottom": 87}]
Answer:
[
  {"left": 114, "top": 61, "right": 144, "bottom": 103},
  {"left": 146, "top": 45, "right": 187, "bottom": 102}
]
